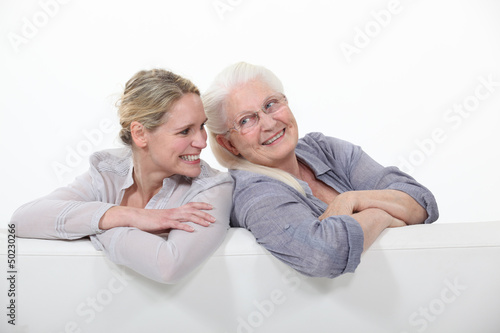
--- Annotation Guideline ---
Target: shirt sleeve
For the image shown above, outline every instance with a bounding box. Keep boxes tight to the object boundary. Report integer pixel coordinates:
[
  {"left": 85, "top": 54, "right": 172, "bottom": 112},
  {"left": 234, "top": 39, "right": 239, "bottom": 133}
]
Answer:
[
  {"left": 344, "top": 141, "right": 439, "bottom": 224},
  {"left": 11, "top": 171, "right": 114, "bottom": 240},
  {"left": 91, "top": 180, "right": 233, "bottom": 284},
  {"left": 306, "top": 133, "right": 439, "bottom": 224},
  {"left": 232, "top": 179, "right": 364, "bottom": 279}
]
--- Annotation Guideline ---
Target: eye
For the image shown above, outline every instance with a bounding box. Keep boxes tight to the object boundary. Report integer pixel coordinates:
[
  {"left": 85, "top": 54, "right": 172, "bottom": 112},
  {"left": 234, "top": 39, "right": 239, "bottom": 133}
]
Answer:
[
  {"left": 238, "top": 114, "right": 255, "bottom": 127},
  {"left": 179, "top": 128, "right": 190, "bottom": 135},
  {"left": 264, "top": 98, "right": 280, "bottom": 112}
]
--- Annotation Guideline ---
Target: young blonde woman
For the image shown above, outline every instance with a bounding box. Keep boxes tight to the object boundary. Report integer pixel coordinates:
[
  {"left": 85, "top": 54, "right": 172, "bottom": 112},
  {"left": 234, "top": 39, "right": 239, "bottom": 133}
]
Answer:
[
  {"left": 203, "top": 62, "right": 439, "bottom": 278},
  {"left": 11, "top": 69, "right": 233, "bottom": 284}
]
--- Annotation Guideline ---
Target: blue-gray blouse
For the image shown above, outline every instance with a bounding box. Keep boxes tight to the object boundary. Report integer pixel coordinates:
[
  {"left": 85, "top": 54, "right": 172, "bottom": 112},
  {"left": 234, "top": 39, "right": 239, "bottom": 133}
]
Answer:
[{"left": 230, "top": 132, "right": 439, "bottom": 278}]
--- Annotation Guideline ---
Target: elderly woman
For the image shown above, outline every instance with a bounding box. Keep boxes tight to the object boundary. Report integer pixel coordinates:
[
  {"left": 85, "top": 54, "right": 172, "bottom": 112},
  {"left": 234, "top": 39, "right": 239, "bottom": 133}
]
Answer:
[
  {"left": 11, "top": 69, "right": 233, "bottom": 283},
  {"left": 203, "top": 62, "right": 439, "bottom": 278}
]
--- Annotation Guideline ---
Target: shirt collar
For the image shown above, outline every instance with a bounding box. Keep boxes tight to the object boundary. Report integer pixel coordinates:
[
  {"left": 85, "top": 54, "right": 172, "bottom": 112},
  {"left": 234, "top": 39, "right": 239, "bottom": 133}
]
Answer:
[
  {"left": 121, "top": 154, "right": 135, "bottom": 191},
  {"left": 295, "top": 143, "right": 331, "bottom": 177}
]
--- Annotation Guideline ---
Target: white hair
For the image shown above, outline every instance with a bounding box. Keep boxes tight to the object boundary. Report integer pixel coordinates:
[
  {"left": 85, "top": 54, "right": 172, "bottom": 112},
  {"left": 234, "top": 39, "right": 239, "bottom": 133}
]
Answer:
[{"left": 202, "top": 62, "right": 304, "bottom": 194}]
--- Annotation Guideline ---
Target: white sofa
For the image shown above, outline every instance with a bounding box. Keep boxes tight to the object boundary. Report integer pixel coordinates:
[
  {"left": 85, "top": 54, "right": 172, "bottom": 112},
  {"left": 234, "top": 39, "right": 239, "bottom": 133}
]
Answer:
[{"left": 1, "top": 221, "right": 499, "bottom": 333}]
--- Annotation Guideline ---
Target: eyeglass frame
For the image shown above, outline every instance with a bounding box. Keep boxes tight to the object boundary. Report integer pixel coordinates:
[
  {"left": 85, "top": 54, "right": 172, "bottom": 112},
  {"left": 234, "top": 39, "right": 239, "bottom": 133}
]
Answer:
[{"left": 224, "top": 93, "right": 288, "bottom": 135}]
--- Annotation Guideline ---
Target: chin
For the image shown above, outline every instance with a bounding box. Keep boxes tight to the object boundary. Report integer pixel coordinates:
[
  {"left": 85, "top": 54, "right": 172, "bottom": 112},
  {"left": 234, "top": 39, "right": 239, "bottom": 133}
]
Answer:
[{"left": 181, "top": 167, "right": 202, "bottom": 178}]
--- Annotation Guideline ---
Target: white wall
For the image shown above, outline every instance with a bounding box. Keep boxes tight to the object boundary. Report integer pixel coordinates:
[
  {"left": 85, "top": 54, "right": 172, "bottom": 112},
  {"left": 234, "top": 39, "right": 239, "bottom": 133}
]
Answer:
[{"left": 2, "top": 0, "right": 499, "bottom": 226}]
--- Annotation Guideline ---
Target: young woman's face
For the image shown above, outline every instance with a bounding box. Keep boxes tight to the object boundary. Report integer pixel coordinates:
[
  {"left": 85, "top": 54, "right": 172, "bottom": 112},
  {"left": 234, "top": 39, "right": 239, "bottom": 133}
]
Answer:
[
  {"left": 220, "top": 80, "right": 299, "bottom": 169},
  {"left": 144, "top": 93, "right": 208, "bottom": 178}
]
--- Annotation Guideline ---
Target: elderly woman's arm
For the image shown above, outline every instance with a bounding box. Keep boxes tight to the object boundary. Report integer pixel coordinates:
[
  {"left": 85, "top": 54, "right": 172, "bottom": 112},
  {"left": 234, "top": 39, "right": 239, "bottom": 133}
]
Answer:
[
  {"left": 350, "top": 208, "right": 405, "bottom": 250},
  {"left": 320, "top": 190, "right": 428, "bottom": 225},
  {"left": 236, "top": 191, "right": 408, "bottom": 277},
  {"left": 232, "top": 132, "right": 439, "bottom": 278},
  {"left": 313, "top": 134, "right": 438, "bottom": 225},
  {"left": 92, "top": 181, "right": 233, "bottom": 283},
  {"left": 232, "top": 179, "right": 368, "bottom": 278}
]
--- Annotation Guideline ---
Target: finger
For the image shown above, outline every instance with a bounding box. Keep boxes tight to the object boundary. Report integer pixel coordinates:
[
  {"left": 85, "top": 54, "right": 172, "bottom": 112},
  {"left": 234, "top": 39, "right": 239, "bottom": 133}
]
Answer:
[
  {"left": 185, "top": 202, "right": 214, "bottom": 211},
  {"left": 319, "top": 205, "right": 347, "bottom": 220},
  {"left": 194, "top": 210, "right": 216, "bottom": 223},
  {"left": 178, "top": 207, "right": 216, "bottom": 223},
  {"left": 158, "top": 207, "right": 215, "bottom": 228},
  {"left": 171, "top": 222, "right": 195, "bottom": 232},
  {"left": 183, "top": 211, "right": 216, "bottom": 226}
]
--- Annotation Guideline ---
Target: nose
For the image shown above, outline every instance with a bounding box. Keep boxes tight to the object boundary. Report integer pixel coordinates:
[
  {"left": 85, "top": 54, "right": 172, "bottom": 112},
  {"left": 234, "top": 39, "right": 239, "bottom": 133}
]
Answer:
[
  {"left": 258, "top": 111, "right": 277, "bottom": 131},
  {"left": 192, "top": 128, "right": 208, "bottom": 149}
]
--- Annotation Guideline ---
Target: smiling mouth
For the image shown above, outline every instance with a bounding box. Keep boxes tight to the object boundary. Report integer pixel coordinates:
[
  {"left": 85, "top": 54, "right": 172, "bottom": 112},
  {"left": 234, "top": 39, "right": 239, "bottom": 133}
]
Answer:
[
  {"left": 180, "top": 154, "right": 200, "bottom": 162},
  {"left": 262, "top": 129, "right": 285, "bottom": 145}
]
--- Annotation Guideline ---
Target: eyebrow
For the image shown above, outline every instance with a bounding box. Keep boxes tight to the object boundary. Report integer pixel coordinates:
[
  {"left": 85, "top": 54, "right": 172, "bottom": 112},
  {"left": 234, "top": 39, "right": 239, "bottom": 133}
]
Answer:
[
  {"left": 239, "top": 93, "right": 280, "bottom": 113},
  {"left": 172, "top": 117, "right": 208, "bottom": 132}
]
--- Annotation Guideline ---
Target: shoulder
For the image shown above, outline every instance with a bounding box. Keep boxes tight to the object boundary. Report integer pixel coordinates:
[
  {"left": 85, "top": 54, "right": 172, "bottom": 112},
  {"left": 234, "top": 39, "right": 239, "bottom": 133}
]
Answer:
[
  {"left": 298, "top": 132, "right": 359, "bottom": 154},
  {"left": 230, "top": 168, "right": 299, "bottom": 202},
  {"left": 88, "top": 148, "right": 132, "bottom": 177},
  {"left": 192, "top": 160, "right": 233, "bottom": 188},
  {"left": 230, "top": 168, "right": 283, "bottom": 186},
  {"left": 229, "top": 168, "right": 300, "bottom": 225},
  {"left": 297, "top": 132, "right": 362, "bottom": 165},
  {"left": 178, "top": 161, "right": 233, "bottom": 204}
]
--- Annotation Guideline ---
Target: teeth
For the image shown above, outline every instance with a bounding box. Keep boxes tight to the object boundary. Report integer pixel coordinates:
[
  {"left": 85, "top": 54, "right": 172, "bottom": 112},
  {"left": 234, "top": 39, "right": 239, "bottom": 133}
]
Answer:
[
  {"left": 263, "top": 130, "right": 284, "bottom": 145},
  {"left": 180, "top": 155, "right": 200, "bottom": 161}
]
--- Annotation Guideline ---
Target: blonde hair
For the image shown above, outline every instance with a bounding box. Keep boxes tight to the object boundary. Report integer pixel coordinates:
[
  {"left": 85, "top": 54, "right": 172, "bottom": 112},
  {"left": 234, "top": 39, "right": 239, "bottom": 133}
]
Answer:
[
  {"left": 117, "top": 69, "right": 200, "bottom": 146},
  {"left": 203, "top": 62, "right": 304, "bottom": 194}
]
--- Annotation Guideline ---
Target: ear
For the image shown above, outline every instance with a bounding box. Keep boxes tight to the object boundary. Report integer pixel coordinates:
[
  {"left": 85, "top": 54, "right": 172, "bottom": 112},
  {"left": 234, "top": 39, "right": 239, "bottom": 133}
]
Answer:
[
  {"left": 216, "top": 134, "right": 240, "bottom": 156},
  {"left": 130, "top": 121, "right": 148, "bottom": 148}
]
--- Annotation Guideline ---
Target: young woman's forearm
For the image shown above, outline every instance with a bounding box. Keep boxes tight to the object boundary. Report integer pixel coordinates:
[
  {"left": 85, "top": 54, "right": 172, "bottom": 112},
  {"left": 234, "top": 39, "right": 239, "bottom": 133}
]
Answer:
[{"left": 99, "top": 206, "right": 136, "bottom": 230}]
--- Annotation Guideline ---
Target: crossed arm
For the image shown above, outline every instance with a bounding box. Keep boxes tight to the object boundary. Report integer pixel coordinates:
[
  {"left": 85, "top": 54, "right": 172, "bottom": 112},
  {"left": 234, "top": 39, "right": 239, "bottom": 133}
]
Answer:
[
  {"left": 98, "top": 202, "right": 217, "bottom": 233},
  {"left": 319, "top": 189, "right": 429, "bottom": 251},
  {"left": 12, "top": 168, "right": 233, "bottom": 283},
  {"left": 12, "top": 171, "right": 219, "bottom": 240},
  {"left": 92, "top": 184, "right": 233, "bottom": 283}
]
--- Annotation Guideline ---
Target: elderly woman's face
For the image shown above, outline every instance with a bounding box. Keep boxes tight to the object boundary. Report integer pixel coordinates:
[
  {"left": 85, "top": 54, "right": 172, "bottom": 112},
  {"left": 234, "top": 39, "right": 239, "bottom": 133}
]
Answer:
[{"left": 220, "top": 80, "right": 299, "bottom": 169}]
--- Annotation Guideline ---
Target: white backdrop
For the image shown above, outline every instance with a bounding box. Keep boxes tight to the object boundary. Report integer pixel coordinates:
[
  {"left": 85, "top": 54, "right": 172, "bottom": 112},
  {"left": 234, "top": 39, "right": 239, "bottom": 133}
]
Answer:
[{"left": 2, "top": 0, "right": 499, "bottom": 226}]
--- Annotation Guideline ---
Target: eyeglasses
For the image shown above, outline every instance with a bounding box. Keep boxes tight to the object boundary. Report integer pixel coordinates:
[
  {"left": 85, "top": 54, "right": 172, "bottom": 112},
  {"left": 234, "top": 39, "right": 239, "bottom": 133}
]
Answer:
[{"left": 226, "top": 93, "right": 288, "bottom": 135}]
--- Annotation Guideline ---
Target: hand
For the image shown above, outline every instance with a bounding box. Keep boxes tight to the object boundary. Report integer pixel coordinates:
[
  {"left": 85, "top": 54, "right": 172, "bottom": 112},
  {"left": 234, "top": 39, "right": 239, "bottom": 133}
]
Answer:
[
  {"left": 319, "top": 190, "right": 426, "bottom": 225},
  {"left": 388, "top": 216, "right": 407, "bottom": 228},
  {"left": 134, "top": 202, "right": 217, "bottom": 233},
  {"left": 319, "top": 193, "right": 407, "bottom": 227},
  {"left": 319, "top": 192, "right": 358, "bottom": 220},
  {"left": 100, "top": 202, "right": 216, "bottom": 233}
]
